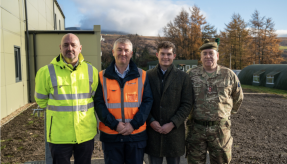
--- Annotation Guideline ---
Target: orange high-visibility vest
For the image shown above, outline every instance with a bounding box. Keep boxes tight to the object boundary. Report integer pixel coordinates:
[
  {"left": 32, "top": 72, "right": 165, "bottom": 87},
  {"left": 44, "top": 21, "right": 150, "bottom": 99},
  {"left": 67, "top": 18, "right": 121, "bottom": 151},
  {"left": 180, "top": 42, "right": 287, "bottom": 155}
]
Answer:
[{"left": 99, "top": 68, "right": 147, "bottom": 134}]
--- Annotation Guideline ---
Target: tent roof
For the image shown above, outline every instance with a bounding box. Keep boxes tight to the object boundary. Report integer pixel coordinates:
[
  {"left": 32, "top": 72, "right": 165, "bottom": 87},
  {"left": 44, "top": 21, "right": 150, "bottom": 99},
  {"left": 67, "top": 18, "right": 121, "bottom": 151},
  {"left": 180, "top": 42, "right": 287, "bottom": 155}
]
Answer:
[{"left": 266, "top": 71, "right": 281, "bottom": 76}]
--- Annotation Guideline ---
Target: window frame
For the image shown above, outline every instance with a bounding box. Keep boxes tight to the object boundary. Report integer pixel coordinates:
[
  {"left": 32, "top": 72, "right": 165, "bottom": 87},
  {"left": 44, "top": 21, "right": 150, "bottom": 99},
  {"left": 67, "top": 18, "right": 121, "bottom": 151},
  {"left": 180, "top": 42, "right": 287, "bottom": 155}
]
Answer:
[
  {"left": 266, "top": 75, "right": 274, "bottom": 84},
  {"left": 54, "top": 14, "right": 57, "bottom": 30},
  {"left": 253, "top": 75, "right": 260, "bottom": 83},
  {"left": 186, "top": 65, "right": 190, "bottom": 70},
  {"left": 14, "top": 46, "right": 22, "bottom": 82}
]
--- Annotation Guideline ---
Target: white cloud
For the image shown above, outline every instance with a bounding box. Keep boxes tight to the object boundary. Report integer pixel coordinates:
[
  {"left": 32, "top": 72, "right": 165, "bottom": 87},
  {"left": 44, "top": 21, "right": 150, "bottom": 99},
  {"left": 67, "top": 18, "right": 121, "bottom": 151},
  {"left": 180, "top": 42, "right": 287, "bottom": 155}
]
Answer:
[
  {"left": 71, "top": 0, "right": 195, "bottom": 36},
  {"left": 276, "top": 30, "right": 287, "bottom": 37}
]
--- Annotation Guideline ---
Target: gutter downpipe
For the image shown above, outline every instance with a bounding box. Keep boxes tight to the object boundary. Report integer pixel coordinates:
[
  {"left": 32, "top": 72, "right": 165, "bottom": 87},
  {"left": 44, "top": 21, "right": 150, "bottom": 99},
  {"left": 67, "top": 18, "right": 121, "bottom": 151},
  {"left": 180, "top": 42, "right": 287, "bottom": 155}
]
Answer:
[
  {"left": 24, "top": 0, "right": 31, "bottom": 102},
  {"left": 53, "top": 0, "right": 55, "bottom": 30}
]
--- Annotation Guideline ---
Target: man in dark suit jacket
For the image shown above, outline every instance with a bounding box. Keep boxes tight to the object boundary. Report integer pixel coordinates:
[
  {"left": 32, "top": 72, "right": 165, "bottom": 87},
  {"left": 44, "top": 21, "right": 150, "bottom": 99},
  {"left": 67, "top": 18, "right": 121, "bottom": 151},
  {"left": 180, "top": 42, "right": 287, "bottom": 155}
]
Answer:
[{"left": 146, "top": 41, "right": 194, "bottom": 164}]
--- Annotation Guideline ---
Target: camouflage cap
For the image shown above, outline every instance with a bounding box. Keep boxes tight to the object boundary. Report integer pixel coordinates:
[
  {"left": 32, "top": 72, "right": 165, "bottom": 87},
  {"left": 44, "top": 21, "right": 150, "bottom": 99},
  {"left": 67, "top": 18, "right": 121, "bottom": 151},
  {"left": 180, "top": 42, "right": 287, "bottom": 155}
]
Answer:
[{"left": 199, "top": 39, "right": 218, "bottom": 51}]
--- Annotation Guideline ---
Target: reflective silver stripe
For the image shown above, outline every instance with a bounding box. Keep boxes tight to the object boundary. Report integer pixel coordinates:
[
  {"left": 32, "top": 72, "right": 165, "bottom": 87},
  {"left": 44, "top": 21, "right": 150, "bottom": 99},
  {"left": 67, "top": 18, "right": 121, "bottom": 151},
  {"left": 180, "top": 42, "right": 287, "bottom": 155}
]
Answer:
[
  {"left": 92, "top": 91, "right": 96, "bottom": 96},
  {"left": 47, "top": 64, "right": 94, "bottom": 100},
  {"left": 49, "top": 93, "right": 92, "bottom": 100},
  {"left": 102, "top": 68, "right": 144, "bottom": 108},
  {"left": 47, "top": 102, "right": 94, "bottom": 112},
  {"left": 35, "top": 91, "right": 49, "bottom": 99},
  {"left": 88, "top": 64, "right": 93, "bottom": 94},
  {"left": 116, "top": 119, "right": 132, "bottom": 123},
  {"left": 106, "top": 102, "right": 143, "bottom": 109},
  {"left": 48, "top": 64, "right": 58, "bottom": 88}
]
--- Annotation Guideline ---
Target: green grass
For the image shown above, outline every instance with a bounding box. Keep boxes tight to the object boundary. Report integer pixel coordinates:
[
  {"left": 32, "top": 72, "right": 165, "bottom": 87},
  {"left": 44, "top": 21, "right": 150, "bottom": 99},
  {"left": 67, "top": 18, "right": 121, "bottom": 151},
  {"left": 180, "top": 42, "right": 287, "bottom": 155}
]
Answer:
[
  {"left": 1, "top": 145, "right": 6, "bottom": 150},
  {"left": 279, "top": 46, "right": 287, "bottom": 50},
  {"left": 28, "top": 120, "right": 34, "bottom": 125},
  {"left": 242, "top": 85, "right": 287, "bottom": 98}
]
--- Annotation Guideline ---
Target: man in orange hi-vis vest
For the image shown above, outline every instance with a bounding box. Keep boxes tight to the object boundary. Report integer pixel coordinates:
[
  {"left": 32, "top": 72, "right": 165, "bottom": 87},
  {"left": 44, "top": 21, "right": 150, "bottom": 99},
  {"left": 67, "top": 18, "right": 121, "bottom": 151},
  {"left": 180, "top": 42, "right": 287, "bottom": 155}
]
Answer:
[{"left": 94, "top": 38, "right": 153, "bottom": 164}]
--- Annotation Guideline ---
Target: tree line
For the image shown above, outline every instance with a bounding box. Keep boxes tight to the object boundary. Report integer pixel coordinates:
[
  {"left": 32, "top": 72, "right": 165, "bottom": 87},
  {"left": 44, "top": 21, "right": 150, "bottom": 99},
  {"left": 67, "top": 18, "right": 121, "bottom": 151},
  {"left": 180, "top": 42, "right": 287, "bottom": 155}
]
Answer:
[
  {"left": 161, "top": 5, "right": 283, "bottom": 69},
  {"left": 101, "top": 5, "right": 284, "bottom": 70}
]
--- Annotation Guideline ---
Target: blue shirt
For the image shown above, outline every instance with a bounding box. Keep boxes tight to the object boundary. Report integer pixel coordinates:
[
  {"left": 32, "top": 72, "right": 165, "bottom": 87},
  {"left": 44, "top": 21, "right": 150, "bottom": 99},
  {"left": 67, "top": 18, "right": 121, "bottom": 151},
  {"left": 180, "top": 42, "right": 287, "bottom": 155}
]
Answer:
[
  {"left": 115, "top": 64, "right": 130, "bottom": 79},
  {"left": 161, "top": 68, "right": 167, "bottom": 75}
]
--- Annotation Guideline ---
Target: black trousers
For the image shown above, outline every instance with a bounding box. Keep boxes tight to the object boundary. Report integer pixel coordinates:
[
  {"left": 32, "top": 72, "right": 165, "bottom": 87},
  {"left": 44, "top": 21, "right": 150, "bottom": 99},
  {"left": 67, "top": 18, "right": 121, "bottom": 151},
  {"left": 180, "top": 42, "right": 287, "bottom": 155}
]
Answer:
[
  {"left": 49, "top": 138, "right": 94, "bottom": 164},
  {"left": 148, "top": 155, "right": 180, "bottom": 164},
  {"left": 102, "top": 140, "right": 146, "bottom": 164}
]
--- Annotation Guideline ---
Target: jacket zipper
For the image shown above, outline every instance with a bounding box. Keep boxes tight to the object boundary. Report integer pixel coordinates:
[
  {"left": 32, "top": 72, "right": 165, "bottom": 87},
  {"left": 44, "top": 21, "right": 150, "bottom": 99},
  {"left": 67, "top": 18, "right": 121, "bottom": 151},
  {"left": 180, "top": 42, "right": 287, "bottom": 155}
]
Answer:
[
  {"left": 49, "top": 116, "right": 53, "bottom": 141},
  {"left": 121, "top": 87, "right": 125, "bottom": 123}
]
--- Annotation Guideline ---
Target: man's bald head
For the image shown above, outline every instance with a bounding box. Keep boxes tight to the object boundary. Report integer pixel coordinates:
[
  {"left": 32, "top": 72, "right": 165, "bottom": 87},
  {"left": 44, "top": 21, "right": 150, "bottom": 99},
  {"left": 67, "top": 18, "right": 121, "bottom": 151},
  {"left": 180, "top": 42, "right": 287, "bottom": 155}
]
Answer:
[
  {"left": 61, "top": 33, "right": 81, "bottom": 45},
  {"left": 59, "top": 33, "right": 82, "bottom": 65}
]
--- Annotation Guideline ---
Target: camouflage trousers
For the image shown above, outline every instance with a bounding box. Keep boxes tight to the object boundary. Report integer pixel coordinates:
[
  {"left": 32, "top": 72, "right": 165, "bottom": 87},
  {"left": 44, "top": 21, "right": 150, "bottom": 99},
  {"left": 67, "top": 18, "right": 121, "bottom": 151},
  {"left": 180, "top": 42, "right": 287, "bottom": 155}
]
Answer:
[{"left": 186, "top": 119, "right": 233, "bottom": 164}]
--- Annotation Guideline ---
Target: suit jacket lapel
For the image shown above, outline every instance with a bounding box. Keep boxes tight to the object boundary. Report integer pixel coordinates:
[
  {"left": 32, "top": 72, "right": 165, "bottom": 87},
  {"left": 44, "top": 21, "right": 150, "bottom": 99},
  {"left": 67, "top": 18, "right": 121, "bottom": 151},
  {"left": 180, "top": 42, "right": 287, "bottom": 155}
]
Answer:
[
  {"left": 150, "top": 65, "right": 161, "bottom": 96},
  {"left": 162, "top": 65, "right": 177, "bottom": 94}
]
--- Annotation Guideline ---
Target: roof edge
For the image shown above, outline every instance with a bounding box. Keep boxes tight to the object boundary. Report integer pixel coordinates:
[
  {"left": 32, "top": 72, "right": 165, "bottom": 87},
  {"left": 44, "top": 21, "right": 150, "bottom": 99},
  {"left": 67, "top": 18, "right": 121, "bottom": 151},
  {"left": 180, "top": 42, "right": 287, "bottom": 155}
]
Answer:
[{"left": 55, "top": 0, "right": 65, "bottom": 19}]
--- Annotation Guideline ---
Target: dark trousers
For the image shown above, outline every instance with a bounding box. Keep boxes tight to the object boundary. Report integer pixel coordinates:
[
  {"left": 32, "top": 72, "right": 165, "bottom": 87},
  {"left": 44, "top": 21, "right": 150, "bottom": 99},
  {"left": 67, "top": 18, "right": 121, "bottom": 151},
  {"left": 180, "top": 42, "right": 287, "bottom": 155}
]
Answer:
[
  {"left": 102, "top": 140, "right": 146, "bottom": 164},
  {"left": 148, "top": 155, "right": 180, "bottom": 164},
  {"left": 49, "top": 138, "right": 94, "bottom": 164}
]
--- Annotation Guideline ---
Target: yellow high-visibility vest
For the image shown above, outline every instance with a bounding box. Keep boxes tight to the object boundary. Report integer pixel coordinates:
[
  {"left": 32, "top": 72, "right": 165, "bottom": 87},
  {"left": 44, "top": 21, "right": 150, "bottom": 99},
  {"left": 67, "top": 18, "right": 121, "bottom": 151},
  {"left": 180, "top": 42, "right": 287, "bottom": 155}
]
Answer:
[{"left": 35, "top": 53, "right": 98, "bottom": 144}]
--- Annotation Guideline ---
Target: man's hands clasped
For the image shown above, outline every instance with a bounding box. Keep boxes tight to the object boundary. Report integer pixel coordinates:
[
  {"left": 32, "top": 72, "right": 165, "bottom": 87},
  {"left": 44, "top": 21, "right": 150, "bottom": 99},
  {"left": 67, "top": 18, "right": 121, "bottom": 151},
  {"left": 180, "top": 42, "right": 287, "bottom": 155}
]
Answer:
[
  {"left": 150, "top": 121, "right": 174, "bottom": 134},
  {"left": 116, "top": 122, "right": 134, "bottom": 135}
]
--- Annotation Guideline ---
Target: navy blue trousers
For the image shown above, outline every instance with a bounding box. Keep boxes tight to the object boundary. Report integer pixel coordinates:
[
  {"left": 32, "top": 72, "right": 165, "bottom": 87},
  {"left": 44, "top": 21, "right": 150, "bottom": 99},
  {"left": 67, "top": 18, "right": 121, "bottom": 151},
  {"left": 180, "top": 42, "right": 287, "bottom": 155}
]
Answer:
[
  {"left": 102, "top": 140, "right": 146, "bottom": 164},
  {"left": 49, "top": 138, "right": 94, "bottom": 164}
]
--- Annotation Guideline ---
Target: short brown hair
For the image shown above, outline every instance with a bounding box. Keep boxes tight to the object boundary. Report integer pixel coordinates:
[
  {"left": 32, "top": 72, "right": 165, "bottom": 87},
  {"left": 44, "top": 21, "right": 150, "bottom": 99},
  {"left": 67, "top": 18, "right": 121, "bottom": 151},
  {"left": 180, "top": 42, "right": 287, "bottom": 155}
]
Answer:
[{"left": 157, "top": 41, "right": 176, "bottom": 54}]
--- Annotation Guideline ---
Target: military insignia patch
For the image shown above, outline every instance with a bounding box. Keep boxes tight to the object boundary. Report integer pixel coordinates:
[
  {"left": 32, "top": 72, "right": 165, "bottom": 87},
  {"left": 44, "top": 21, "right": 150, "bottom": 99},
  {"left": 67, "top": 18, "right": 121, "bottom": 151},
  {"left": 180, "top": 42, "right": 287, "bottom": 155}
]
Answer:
[{"left": 238, "top": 82, "right": 241, "bottom": 87}]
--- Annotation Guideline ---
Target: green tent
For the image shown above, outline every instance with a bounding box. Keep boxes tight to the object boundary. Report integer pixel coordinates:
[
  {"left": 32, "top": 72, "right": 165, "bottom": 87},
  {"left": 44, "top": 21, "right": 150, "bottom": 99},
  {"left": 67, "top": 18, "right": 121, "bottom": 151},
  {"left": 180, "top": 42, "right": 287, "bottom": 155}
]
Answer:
[{"left": 238, "top": 64, "right": 287, "bottom": 90}]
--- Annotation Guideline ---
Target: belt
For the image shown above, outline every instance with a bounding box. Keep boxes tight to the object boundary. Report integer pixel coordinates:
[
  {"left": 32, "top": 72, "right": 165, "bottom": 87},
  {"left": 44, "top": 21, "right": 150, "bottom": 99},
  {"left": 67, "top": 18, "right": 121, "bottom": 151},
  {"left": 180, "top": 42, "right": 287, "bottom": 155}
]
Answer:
[{"left": 194, "top": 119, "right": 220, "bottom": 126}]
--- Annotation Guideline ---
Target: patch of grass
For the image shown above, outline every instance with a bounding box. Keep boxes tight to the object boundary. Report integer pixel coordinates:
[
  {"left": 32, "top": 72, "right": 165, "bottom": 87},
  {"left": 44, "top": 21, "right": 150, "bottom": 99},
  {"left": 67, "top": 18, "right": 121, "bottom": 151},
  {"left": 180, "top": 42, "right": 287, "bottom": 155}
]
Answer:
[
  {"left": 17, "top": 146, "right": 23, "bottom": 150},
  {"left": 32, "top": 134, "right": 39, "bottom": 138},
  {"left": 1, "top": 145, "right": 6, "bottom": 150},
  {"left": 279, "top": 46, "right": 287, "bottom": 50},
  {"left": 5, "top": 155, "right": 14, "bottom": 158},
  {"left": 28, "top": 120, "right": 34, "bottom": 125},
  {"left": 1, "top": 140, "right": 5, "bottom": 142},
  {"left": 242, "top": 85, "right": 287, "bottom": 98}
]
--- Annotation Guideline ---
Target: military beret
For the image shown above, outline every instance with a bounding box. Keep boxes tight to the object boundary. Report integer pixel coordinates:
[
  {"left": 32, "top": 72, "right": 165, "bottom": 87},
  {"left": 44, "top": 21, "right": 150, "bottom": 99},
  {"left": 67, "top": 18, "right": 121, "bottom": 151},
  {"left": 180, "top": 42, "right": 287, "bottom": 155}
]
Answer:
[{"left": 199, "top": 39, "right": 218, "bottom": 51}]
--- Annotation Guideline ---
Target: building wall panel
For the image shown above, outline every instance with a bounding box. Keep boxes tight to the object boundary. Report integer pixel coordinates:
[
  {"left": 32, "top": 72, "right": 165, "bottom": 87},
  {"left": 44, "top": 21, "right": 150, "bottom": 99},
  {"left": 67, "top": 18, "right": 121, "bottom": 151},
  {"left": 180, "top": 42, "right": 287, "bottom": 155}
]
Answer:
[
  {"left": 1, "top": 86, "right": 7, "bottom": 119},
  {"left": 1, "top": 53, "right": 6, "bottom": 87},
  {"left": 3, "top": 30, "right": 21, "bottom": 54},
  {"left": 6, "top": 82, "right": 24, "bottom": 116},
  {"left": 27, "top": 0, "right": 38, "bottom": 11},
  {"left": 38, "top": 14, "right": 47, "bottom": 30},
  {"left": 27, "top": 1, "right": 39, "bottom": 30},
  {"left": 1, "top": 0, "right": 20, "bottom": 18},
  {"left": 2, "top": 10, "right": 21, "bottom": 36},
  {"left": 1, "top": 28, "right": 3, "bottom": 53},
  {"left": 45, "top": 3, "right": 53, "bottom": 29},
  {"left": 38, "top": 0, "right": 46, "bottom": 20}
]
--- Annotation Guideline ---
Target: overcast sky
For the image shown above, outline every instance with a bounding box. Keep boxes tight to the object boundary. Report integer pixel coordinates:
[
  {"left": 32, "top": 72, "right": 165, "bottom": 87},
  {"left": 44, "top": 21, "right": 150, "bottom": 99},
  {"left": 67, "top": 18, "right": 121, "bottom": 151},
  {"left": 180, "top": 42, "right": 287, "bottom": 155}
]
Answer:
[{"left": 57, "top": 0, "right": 287, "bottom": 37}]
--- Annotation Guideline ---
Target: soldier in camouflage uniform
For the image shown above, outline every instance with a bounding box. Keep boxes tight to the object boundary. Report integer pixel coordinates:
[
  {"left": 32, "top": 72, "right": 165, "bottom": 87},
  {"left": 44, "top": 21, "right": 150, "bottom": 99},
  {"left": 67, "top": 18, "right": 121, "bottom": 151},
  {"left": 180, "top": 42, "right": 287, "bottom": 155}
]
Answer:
[{"left": 186, "top": 39, "right": 244, "bottom": 164}]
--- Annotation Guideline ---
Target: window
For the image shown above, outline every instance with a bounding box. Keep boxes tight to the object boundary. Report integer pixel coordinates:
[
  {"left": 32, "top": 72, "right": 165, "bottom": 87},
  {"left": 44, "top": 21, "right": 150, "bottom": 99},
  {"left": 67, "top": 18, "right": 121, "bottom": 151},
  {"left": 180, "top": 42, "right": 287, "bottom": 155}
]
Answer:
[
  {"left": 14, "top": 46, "right": 22, "bottom": 82},
  {"left": 54, "top": 14, "right": 57, "bottom": 30},
  {"left": 149, "top": 65, "right": 156, "bottom": 70},
  {"left": 253, "top": 75, "right": 259, "bottom": 83},
  {"left": 266, "top": 75, "right": 274, "bottom": 84},
  {"left": 59, "top": 20, "right": 61, "bottom": 30},
  {"left": 186, "top": 65, "right": 190, "bottom": 70}
]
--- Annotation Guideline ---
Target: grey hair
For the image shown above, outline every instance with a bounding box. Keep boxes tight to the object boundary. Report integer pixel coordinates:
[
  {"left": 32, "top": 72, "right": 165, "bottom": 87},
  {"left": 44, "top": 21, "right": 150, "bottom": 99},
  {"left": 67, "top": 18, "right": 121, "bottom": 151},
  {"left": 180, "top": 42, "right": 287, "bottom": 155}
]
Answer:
[{"left": 113, "top": 38, "right": 133, "bottom": 50}]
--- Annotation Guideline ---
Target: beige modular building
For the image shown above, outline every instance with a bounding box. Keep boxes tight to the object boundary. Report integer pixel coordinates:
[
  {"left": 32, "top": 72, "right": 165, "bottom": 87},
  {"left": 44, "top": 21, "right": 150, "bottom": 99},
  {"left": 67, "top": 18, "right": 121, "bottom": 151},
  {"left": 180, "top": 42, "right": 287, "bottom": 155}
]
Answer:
[{"left": 1, "top": 0, "right": 101, "bottom": 120}]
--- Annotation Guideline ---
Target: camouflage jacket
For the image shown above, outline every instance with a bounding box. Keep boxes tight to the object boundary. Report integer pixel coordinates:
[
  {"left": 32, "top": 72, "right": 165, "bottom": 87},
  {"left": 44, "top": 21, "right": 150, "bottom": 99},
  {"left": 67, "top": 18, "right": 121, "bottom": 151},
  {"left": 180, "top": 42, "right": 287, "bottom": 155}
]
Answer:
[{"left": 186, "top": 65, "right": 243, "bottom": 121}]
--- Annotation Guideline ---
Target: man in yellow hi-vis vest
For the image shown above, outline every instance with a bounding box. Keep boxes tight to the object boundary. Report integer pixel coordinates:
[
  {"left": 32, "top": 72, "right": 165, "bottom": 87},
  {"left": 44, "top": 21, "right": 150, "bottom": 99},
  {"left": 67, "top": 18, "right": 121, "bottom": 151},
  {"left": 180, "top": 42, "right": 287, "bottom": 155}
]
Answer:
[
  {"left": 94, "top": 38, "right": 153, "bottom": 164},
  {"left": 35, "top": 33, "right": 98, "bottom": 164}
]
